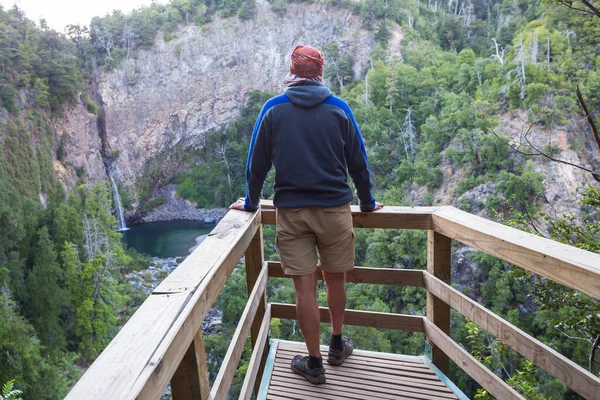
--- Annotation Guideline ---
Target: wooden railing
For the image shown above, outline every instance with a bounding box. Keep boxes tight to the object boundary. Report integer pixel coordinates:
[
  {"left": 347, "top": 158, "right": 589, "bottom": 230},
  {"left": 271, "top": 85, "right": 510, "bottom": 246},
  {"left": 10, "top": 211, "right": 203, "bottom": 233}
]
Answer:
[{"left": 67, "top": 202, "right": 600, "bottom": 400}]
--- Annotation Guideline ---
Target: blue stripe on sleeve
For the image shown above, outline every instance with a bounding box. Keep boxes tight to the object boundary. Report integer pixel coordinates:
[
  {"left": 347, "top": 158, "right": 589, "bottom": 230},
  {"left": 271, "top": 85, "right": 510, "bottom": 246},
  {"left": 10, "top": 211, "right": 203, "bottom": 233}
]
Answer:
[
  {"left": 244, "top": 94, "right": 291, "bottom": 210},
  {"left": 323, "top": 96, "right": 376, "bottom": 207}
]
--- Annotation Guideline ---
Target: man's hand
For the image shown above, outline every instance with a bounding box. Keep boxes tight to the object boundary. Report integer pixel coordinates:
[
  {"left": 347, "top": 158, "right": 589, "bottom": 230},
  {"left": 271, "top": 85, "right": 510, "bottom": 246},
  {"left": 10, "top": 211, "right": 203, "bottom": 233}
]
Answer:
[
  {"left": 229, "top": 199, "right": 247, "bottom": 211},
  {"left": 373, "top": 202, "right": 384, "bottom": 211}
]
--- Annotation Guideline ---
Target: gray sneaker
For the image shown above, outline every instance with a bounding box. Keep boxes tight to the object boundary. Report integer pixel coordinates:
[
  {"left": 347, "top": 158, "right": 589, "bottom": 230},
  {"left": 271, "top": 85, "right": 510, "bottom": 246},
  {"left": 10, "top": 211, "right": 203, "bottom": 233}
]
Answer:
[
  {"left": 291, "top": 355, "right": 326, "bottom": 384},
  {"left": 327, "top": 336, "right": 354, "bottom": 366}
]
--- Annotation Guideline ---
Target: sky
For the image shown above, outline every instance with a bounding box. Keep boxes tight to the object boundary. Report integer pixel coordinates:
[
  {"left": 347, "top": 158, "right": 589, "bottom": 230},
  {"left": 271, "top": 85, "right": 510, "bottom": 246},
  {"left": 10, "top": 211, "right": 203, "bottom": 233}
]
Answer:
[{"left": 0, "top": 0, "right": 169, "bottom": 32}]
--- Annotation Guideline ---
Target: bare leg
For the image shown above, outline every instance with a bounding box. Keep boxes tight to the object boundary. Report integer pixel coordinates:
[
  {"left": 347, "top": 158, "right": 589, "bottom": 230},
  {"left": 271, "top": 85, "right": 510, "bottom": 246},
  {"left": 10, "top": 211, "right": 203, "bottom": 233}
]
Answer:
[
  {"left": 293, "top": 271, "right": 321, "bottom": 357},
  {"left": 323, "top": 271, "right": 347, "bottom": 335}
]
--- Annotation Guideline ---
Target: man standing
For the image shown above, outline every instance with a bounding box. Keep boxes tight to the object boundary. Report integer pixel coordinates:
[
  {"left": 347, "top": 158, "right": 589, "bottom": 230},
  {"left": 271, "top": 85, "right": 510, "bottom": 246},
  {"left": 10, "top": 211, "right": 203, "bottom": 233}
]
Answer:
[{"left": 229, "top": 45, "right": 382, "bottom": 384}]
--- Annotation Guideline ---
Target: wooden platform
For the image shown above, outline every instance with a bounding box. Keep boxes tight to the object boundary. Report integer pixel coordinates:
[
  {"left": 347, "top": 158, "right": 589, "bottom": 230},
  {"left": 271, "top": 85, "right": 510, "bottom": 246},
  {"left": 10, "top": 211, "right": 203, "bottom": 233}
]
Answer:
[{"left": 259, "top": 340, "right": 468, "bottom": 400}]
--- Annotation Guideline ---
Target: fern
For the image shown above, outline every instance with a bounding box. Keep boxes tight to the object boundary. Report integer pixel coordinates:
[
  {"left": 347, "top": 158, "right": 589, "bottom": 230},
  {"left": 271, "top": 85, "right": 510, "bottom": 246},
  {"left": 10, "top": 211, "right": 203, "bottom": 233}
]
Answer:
[{"left": 1, "top": 380, "right": 23, "bottom": 400}]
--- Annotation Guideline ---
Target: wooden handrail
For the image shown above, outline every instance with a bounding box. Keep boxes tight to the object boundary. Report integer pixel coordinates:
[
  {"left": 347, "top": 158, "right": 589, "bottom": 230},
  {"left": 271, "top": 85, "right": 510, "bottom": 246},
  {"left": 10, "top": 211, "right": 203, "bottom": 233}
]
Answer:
[
  {"left": 270, "top": 303, "right": 424, "bottom": 332},
  {"left": 260, "top": 200, "right": 437, "bottom": 229},
  {"left": 209, "top": 262, "right": 269, "bottom": 399},
  {"left": 423, "top": 319, "right": 526, "bottom": 400},
  {"left": 424, "top": 271, "right": 600, "bottom": 399},
  {"left": 267, "top": 261, "right": 425, "bottom": 286},
  {"left": 432, "top": 206, "right": 600, "bottom": 299},
  {"left": 239, "top": 304, "right": 272, "bottom": 400}
]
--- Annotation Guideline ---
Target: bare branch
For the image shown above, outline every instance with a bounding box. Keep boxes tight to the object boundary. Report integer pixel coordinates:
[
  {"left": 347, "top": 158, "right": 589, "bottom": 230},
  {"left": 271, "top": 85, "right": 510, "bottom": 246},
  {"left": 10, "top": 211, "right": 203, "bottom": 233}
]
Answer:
[
  {"left": 576, "top": 85, "right": 600, "bottom": 153},
  {"left": 580, "top": 0, "right": 600, "bottom": 17},
  {"left": 491, "top": 114, "right": 600, "bottom": 182},
  {"left": 590, "top": 335, "right": 600, "bottom": 374},
  {"left": 559, "top": 0, "right": 600, "bottom": 18}
]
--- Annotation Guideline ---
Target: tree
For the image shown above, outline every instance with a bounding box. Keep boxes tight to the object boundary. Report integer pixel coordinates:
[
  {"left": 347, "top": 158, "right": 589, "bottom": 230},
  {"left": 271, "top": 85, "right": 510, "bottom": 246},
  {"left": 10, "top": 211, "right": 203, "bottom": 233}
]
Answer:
[
  {"left": 120, "top": 25, "right": 136, "bottom": 59},
  {"left": 0, "top": 288, "right": 67, "bottom": 399},
  {"left": 32, "top": 80, "right": 49, "bottom": 110},
  {"left": 25, "top": 227, "right": 66, "bottom": 351}
]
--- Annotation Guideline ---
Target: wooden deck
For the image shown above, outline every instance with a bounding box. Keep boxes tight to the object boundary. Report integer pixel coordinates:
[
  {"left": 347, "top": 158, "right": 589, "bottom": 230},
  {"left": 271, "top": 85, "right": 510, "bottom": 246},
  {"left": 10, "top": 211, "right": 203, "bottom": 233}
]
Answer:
[
  {"left": 259, "top": 340, "right": 468, "bottom": 400},
  {"left": 67, "top": 204, "right": 600, "bottom": 400}
]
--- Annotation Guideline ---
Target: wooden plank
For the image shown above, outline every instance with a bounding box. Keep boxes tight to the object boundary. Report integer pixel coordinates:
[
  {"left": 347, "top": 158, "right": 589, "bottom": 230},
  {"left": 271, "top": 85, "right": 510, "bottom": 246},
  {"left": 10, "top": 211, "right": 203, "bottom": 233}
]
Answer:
[
  {"left": 270, "top": 303, "right": 423, "bottom": 332},
  {"left": 272, "top": 364, "right": 449, "bottom": 391},
  {"left": 426, "top": 230, "right": 451, "bottom": 375},
  {"left": 260, "top": 200, "right": 436, "bottom": 230},
  {"left": 267, "top": 261, "right": 424, "bottom": 287},
  {"left": 423, "top": 318, "right": 525, "bottom": 400},
  {"left": 276, "top": 347, "right": 431, "bottom": 370},
  {"left": 268, "top": 378, "right": 423, "bottom": 400},
  {"left": 65, "top": 292, "right": 189, "bottom": 399},
  {"left": 154, "top": 210, "right": 261, "bottom": 294},
  {"left": 209, "top": 264, "right": 269, "bottom": 400},
  {"left": 171, "top": 330, "right": 210, "bottom": 400},
  {"left": 273, "top": 358, "right": 439, "bottom": 383},
  {"left": 423, "top": 358, "right": 470, "bottom": 400},
  {"left": 432, "top": 206, "right": 600, "bottom": 300},
  {"left": 257, "top": 340, "right": 279, "bottom": 400},
  {"left": 268, "top": 386, "right": 348, "bottom": 400},
  {"left": 277, "top": 347, "right": 434, "bottom": 372},
  {"left": 269, "top": 371, "right": 458, "bottom": 400},
  {"left": 244, "top": 226, "right": 268, "bottom": 395},
  {"left": 278, "top": 340, "right": 427, "bottom": 364},
  {"left": 135, "top": 211, "right": 261, "bottom": 399},
  {"left": 261, "top": 208, "right": 276, "bottom": 225},
  {"left": 245, "top": 227, "right": 266, "bottom": 346},
  {"left": 238, "top": 305, "right": 271, "bottom": 400},
  {"left": 424, "top": 271, "right": 600, "bottom": 399}
]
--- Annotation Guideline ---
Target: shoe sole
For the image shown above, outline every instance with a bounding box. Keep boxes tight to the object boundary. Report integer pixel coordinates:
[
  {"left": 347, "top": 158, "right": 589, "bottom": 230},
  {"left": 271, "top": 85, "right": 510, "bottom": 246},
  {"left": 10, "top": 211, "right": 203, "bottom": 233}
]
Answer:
[
  {"left": 290, "top": 365, "right": 326, "bottom": 384},
  {"left": 327, "top": 347, "right": 353, "bottom": 366}
]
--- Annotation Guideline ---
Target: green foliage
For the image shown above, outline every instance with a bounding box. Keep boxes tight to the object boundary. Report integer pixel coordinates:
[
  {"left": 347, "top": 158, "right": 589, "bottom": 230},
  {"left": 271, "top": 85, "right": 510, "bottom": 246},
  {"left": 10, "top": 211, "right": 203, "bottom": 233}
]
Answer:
[
  {"left": 269, "top": 0, "right": 289, "bottom": 15},
  {"left": 0, "top": 291, "right": 70, "bottom": 399},
  {"left": 323, "top": 40, "right": 356, "bottom": 93},
  {"left": 0, "top": 7, "right": 84, "bottom": 113},
  {"left": 1, "top": 380, "right": 23, "bottom": 400},
  {"left": 466, "top": 321, "right": 556, "bottom": 399},
  {"left": 509, "top": 187, "right": 600, "bottom": 374},
  {"left": 177, "top": 91, "right": 274, "bottom": 207},
  {"left": 144, "top": 196, "right": 165, "bottom": 211},
  {"left": 82, "top": 92, "right": 99, "bottom": 115},
  {"left": 25, "top": 227, "right": 66, "bottom": 351}
]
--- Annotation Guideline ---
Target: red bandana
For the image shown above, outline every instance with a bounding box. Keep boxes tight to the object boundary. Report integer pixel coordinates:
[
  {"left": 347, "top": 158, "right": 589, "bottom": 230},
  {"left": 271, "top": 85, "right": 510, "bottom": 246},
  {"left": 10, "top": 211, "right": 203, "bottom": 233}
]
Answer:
[{"left": 289, "top": 45, "right": 324, "bottom": 79}]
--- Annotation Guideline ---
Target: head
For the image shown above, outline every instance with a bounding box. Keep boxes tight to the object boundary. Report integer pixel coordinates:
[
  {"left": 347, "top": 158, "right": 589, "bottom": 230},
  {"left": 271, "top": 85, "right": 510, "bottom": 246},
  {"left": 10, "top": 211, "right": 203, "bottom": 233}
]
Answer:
[{"left": 284, "top": 45, "right": 324, "bottom": 85}]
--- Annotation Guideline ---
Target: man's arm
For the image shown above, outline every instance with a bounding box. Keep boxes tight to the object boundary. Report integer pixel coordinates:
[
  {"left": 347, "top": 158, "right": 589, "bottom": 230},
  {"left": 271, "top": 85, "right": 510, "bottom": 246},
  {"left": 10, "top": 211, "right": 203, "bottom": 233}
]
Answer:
[
  {"left": 343, "top": 108, "right": 378, "bottom": 212},
  {"left": 242, "top": 110, "right": 272, "bottom": 211}
]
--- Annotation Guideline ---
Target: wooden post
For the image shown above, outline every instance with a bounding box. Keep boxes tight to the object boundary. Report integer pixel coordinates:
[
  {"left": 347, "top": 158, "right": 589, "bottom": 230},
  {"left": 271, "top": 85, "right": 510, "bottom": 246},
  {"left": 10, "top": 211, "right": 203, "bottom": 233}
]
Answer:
[
  {"left": 171, "top": 330, "right": 210, "bottom": 400},
  {"left": 426, "top": 230, "right": 451, "bottom": 375},
  {"left": 244, "top": 225, "right": 268, "bottom": 393}
]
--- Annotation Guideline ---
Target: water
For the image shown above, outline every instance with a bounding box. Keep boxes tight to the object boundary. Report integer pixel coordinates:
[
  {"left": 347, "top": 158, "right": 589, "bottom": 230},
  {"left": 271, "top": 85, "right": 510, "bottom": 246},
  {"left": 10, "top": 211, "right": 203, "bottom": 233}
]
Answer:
[
  {"left": 108, "top": 174, "right": 128, "bottom": 231},
  {"left": 122, "top": 220, "right": 215, "bottom": 258}
]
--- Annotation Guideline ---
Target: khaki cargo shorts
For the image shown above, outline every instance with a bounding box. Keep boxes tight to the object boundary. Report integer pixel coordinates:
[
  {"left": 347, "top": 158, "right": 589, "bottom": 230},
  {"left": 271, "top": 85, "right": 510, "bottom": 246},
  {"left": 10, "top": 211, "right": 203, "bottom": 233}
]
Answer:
[{"left": 276, "top": 203, "right": 355, "bottom": 276}]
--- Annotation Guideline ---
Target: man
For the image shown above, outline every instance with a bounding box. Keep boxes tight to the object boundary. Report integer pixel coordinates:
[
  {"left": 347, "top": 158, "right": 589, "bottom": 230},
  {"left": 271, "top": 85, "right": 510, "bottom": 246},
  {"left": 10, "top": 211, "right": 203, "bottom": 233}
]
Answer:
[{"left": 229, "top": 45, "right": 382, "bottom": 384}]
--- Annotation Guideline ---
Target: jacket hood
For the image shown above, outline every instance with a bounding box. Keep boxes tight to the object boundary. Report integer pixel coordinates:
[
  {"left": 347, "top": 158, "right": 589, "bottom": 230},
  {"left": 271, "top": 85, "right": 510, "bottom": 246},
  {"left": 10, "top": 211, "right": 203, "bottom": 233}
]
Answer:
[{"left": 284, "top": 81, "right": 332, "bottom": 108}]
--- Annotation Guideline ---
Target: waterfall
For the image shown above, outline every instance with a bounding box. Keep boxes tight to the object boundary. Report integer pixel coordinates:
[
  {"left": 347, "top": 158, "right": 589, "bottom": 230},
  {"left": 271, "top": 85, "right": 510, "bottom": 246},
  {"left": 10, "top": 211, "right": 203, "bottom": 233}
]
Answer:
[{"left": 108, "top": 174, "right": 128, "bottom": 231}]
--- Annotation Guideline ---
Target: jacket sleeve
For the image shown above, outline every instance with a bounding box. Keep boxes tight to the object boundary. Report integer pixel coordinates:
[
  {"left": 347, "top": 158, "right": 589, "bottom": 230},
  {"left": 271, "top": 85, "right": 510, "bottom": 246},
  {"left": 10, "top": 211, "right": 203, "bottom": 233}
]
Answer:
[
  {"left": 343, "top": 108, "right": 376, "bottom": 212},
  {"left": 244, "top": 109, "right": 272, "bottom": 211}
]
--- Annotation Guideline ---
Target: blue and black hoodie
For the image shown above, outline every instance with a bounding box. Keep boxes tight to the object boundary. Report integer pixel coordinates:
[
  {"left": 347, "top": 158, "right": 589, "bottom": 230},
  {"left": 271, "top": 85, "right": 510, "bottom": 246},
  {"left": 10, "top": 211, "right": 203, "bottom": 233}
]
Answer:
[{"left": 244, "top": 81, "right": 376, "bottom": 212}]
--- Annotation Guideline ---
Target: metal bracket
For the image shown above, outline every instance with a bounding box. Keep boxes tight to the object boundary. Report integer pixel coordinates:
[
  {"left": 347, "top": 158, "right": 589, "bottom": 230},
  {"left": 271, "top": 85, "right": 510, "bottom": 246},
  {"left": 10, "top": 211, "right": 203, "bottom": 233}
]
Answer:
[{"left": 424, "top": 341, "right": 433, "bottom": 361}]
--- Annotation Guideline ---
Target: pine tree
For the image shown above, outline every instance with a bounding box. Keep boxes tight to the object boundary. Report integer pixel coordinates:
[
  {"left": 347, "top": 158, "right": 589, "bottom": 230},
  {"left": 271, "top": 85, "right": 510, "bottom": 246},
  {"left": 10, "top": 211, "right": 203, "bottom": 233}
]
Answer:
[{"left": 25, "top": 227, "right": 66, "bottom": 352}]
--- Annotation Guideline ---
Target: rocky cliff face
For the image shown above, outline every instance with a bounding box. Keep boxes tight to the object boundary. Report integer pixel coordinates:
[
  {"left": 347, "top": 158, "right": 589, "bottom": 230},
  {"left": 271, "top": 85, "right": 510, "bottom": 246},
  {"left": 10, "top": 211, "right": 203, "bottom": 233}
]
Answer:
[
  {"left": 57, "top": 1, "right": 379, "bottom": 208},
  {"left": 52, "top": 94, "right": 106, "bottom": 190}
]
